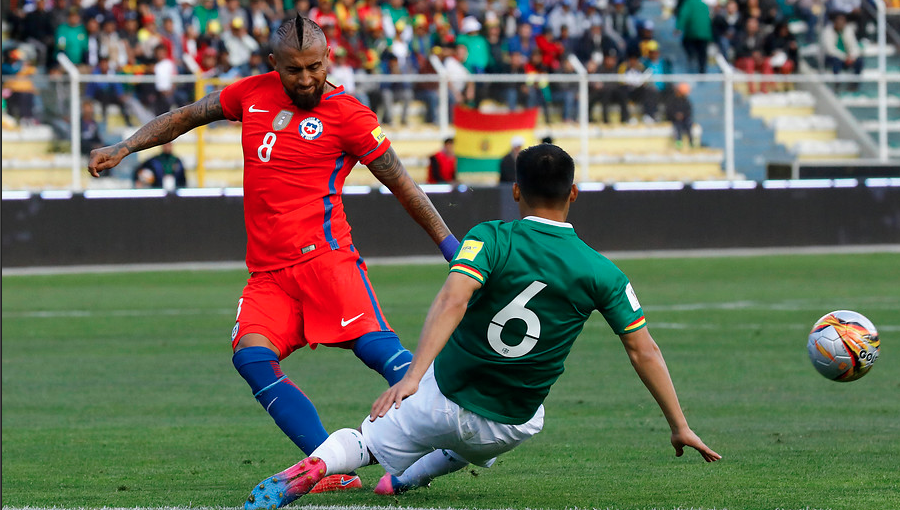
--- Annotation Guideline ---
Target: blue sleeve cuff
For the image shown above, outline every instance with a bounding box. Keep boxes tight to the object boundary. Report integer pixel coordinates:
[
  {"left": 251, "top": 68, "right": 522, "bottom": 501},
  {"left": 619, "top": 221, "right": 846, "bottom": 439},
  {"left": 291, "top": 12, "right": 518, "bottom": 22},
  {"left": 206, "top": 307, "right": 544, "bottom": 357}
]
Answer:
[{"left": 438, "top": 234, "right": 460, "bottom": 262}]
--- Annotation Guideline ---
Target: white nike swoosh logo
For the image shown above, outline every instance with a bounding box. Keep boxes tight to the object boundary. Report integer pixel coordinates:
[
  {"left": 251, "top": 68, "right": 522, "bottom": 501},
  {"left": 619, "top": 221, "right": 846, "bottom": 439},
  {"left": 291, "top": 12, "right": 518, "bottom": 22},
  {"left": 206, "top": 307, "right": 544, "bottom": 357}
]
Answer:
[
  {"left": 393, "top": 361, "right": 411, "bottom": 372},
  {"left": 341, "top": 313, "right": 365, "bottom": 327},
  {"left": 248, "top": 105, "right": 269, "bottom": 113}
]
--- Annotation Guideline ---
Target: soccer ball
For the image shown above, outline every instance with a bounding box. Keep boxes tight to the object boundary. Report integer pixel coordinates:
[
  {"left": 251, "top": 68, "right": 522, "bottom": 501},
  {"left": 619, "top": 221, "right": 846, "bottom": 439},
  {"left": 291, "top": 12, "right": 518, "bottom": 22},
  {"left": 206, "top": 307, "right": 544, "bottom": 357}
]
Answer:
[{"left": 807, "top": 310, "right": 880, "bottom": 382}]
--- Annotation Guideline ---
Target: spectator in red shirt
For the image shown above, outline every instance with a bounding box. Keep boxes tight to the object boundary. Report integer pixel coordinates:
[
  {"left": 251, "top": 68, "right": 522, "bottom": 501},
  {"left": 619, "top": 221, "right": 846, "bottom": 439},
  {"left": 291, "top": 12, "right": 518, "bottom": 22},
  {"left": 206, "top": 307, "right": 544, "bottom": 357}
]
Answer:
[
  {"left": 310, "top": 0, "right": 340, "bottom": 37},
  {"left": 535, "top": 28, "right": 565, "bottom": 71},
  {"left": 428, "top": 137, "right": 457, "bottom": 184}
]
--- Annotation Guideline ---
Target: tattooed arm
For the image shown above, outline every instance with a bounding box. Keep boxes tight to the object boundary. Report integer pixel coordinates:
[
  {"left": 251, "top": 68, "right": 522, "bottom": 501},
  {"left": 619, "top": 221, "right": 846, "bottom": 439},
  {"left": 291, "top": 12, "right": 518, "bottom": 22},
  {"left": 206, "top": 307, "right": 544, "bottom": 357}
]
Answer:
[
  {"left": 87, "top": 91, "right": 226, "bottom": 177},
  {"left": 367, "top": 146, "right": 454, "bottom": 248}
]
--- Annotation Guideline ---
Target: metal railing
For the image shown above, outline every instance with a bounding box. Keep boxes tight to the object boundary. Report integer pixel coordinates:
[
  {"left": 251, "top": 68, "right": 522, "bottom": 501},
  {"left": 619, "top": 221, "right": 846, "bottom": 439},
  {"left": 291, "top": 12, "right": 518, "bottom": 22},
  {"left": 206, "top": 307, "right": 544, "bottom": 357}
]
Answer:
[{"left": 2, "top": 50, "right": 898, "bottom": 190}]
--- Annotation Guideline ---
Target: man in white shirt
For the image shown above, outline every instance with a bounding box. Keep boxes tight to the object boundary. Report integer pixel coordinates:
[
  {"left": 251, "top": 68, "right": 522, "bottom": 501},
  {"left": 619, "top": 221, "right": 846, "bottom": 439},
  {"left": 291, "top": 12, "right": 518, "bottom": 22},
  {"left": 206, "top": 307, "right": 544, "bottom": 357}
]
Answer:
[
  {"left": 152, "top": 44, "right": 179, "bottom": 115},
  {"left": 442, "top": 43, "right": 473, "bottom": 115},
  {"left": 820, "top": 13, "right": 863, "bottom": 91}
]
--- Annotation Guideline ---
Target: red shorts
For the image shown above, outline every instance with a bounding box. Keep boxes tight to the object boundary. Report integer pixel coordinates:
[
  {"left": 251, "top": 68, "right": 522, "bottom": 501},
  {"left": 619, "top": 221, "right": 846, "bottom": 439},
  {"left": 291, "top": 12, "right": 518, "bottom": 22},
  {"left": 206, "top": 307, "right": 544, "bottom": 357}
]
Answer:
[{"left": 231, "top": 246, "right": 393, "bottom": 359}]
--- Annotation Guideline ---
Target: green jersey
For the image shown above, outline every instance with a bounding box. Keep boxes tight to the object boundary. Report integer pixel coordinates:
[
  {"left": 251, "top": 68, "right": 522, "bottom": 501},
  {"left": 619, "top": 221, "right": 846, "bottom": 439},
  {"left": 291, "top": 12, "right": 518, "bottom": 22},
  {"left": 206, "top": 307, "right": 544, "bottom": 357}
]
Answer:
[
  {"left": 55, "top": 24, "right": 89, "bottom": 65},
  {"left": 456, "top": 33, "right": 490, "bottom": 72},
  {"left": 434, "top": 217, "right": 646, "bottom": 425}
]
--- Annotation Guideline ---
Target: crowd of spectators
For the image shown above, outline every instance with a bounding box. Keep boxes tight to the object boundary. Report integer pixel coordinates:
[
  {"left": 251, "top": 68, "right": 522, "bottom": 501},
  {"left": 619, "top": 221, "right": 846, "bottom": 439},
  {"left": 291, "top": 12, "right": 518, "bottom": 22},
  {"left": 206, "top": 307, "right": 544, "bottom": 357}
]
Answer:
[
  {"left": 1, "top": 0, "right": 883, "bottom": 129},
  {"left": 706, "top": 0, "right": 877, "bottom": 92}
]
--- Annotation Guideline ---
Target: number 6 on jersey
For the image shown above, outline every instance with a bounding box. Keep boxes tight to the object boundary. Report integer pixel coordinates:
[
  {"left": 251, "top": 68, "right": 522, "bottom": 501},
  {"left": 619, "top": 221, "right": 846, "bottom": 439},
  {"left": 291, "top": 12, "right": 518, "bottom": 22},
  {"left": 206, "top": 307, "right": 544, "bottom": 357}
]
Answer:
[{"left": 488, "top": 281, "right": 547, "bottom": 358}]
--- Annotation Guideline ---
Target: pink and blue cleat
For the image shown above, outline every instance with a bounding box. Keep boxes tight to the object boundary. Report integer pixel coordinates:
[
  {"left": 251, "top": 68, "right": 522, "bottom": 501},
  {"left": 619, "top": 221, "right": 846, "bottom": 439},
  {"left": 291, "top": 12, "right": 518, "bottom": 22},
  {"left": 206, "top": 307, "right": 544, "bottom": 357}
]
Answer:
[
  {"left": 373, "top": 472, "right": 416, "bottom": 495},
  {"left": 244, "top": 457, "right": 327, "bottom": 510}
]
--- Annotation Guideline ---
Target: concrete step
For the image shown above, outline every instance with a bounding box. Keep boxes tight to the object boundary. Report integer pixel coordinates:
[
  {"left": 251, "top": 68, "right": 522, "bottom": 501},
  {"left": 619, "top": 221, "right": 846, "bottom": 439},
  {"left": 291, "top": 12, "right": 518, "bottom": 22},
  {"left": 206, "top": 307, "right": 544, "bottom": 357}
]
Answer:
[
  {"left": 839, "top": 95, "right": 900, "bottom": 108},
  {"left": 793, "top": 139, "right": 862, "bottom": 160},
  {"left": 748, "top": 91, "right": 817, "bottom": 122},
  {"left": 768, "top": 114, "right": 839, "bottom": 146}
]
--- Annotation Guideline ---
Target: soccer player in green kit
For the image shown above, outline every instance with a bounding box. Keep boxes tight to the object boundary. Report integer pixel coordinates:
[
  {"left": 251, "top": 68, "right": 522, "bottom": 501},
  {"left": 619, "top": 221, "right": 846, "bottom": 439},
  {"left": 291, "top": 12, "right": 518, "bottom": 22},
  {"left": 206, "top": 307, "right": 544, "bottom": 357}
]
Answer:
[{"left": 243, "top": 144, "right": 721, "bottom": 510}]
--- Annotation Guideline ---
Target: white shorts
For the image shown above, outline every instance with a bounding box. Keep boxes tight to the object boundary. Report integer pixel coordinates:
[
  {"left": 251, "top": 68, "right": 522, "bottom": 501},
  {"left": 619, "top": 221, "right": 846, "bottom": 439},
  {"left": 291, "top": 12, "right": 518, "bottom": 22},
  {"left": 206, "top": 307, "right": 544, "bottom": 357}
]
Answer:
[{"left": 360, "top": 364, "right": 544, "bottom": 476}]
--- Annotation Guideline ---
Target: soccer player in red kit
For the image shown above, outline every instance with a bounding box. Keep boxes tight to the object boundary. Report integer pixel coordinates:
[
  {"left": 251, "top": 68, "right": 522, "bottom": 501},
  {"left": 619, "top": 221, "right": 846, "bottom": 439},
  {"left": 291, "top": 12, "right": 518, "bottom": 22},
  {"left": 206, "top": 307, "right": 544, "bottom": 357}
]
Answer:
[{"left": 87, "top": 15, "right": 459, "bottom": 493}]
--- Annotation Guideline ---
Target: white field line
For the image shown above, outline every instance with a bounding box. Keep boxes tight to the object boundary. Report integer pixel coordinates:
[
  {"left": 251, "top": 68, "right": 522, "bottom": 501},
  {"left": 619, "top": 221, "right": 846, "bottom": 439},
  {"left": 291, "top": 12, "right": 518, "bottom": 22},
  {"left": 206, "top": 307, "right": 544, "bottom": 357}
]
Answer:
[
  {"left": 642, "top": 300, "right": 899, "bottom": 312},
  {"left": 2, "top": 308, "right": 235, "bottom": 319},
  {"left": 0, "top": 506, "right": 754, "bottom": 510},
  {"left": 1, "top": 507, "right": 494, "bottom": 510},
  {"left": 5, "top": 299, "right": 899, "bottom": 332},
  {"left": 0, "top": 507, "right": 620, "bottom": 510},
  {"left": 2, "top": 507, "right": 499, "bottom": 510},
  {"left": 2, "top": 244, "right": 899, "bottom": 276},
  {"left": 0, "top": 506, "right": 838, "bottom": 510},
  {"left": 6, "top": 311, "right": 899, "bottom": 333},
  {"left": 650, "top": 322, "right": 900, "bottom": 332}
]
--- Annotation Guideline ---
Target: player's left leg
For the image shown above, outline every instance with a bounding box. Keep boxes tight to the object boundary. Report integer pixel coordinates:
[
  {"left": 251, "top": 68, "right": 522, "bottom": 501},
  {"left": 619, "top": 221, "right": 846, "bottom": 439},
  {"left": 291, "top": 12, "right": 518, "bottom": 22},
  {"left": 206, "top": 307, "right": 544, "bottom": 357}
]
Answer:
[
  {"left": 352, "top": 331, "right": 413, "bottom": 385},
  {"left": 371, "top": 368, "right": 546, "bottom": 496},
  {"left": 374, "top": 449, "right": 470, "bottom": 495},
  {"left": 372, "top": 408, "right": 543, "bottom": 496}
]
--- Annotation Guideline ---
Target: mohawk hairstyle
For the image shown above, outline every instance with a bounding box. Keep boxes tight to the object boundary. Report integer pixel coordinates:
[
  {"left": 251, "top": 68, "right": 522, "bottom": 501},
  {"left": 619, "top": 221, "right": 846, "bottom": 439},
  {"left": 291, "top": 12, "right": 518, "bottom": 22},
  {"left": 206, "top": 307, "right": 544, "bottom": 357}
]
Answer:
[
  {"left": 273, "top": 14, "right": 325, "bottom": 51},
  {"left": 296, "top": 13, "right": 304, "bottom": 48}
]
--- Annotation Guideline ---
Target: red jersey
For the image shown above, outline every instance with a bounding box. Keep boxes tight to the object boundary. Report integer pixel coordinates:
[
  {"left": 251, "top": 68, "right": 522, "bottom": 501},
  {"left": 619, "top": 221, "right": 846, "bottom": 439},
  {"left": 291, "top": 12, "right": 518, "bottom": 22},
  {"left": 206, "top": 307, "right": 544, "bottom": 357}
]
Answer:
[{"left": 219, "top": 72, "right": 391, "bottom": 272}]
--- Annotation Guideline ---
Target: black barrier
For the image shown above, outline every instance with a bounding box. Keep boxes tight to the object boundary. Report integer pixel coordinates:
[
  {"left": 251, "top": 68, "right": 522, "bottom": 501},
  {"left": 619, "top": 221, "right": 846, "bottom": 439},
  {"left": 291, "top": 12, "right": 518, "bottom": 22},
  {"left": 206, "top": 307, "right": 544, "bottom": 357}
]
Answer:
[
  {"left": 767, "top": 162, "right": 900, "bottom": 180},
  {"left": 2, "top": 183, "right": 899, "bottom": 268}
]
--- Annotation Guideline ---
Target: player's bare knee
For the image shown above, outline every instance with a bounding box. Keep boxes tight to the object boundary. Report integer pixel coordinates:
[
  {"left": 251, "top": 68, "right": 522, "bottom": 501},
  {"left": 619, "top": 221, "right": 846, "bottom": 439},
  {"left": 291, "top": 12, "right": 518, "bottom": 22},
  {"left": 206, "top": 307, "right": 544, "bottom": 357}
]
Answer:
[{"left": 234, "top": 333, "right": 280, "bottom": 356}]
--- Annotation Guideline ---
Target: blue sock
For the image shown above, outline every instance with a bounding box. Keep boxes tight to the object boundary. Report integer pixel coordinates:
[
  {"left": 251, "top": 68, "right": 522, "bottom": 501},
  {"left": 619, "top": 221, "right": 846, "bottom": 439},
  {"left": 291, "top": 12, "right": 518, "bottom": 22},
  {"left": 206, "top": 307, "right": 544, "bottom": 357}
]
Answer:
[
  {"left": 232, "top": 346, "right": 329, "bottom": 455},
  {"left": 352, "top": 331, "right": 413, "bottom": 386}
]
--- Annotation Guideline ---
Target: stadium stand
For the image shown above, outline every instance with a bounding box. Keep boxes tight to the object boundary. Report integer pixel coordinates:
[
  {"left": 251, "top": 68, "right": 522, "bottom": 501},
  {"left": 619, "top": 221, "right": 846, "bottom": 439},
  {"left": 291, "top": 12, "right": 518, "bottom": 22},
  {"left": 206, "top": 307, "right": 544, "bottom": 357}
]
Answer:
[{"left": 2, "top": 0, "right": 897, "bottom": 190}]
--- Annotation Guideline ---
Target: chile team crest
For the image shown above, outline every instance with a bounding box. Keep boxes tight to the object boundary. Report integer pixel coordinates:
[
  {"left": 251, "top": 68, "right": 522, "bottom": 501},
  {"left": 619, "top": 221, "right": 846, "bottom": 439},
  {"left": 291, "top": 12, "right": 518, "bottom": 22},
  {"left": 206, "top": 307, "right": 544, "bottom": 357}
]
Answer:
[{"left": 299, "top": 117, "right": 324, "bottom": 140}]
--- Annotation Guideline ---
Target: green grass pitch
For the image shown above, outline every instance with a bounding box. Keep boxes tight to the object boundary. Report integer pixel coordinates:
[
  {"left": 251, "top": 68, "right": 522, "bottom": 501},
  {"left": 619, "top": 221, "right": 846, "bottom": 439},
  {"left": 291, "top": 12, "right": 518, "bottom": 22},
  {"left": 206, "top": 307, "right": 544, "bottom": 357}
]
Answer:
[{"left": 2, "top": 252, "right": 898, "bottom": 510}]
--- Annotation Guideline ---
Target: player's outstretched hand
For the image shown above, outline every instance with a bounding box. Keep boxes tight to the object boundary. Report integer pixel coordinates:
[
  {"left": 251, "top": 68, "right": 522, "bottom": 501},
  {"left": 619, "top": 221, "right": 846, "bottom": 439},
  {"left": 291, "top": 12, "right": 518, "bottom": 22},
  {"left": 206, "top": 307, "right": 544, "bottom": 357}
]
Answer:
[
  {"left": 369, "top": 376, "right": 419, "bottom": 422},
  {"left": 88, "top": 144, "right": 128, "bottom": 178},
  {"left": 672, "top": 428, "right": 721, "bottom": 462}
]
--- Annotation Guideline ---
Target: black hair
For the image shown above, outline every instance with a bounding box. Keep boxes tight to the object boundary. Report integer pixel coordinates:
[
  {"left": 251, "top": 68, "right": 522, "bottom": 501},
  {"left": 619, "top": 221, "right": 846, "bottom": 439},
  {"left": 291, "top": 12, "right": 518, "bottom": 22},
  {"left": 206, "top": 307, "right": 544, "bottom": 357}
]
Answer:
[
  {"left": 274, "top": 14, "right": 325, "bottom": 52},
  {"left": 296, "top": 14, "right": 304, "bottom": 48},
  {"left": 515, "top": 144, "right": 574, "bottom": 206}
]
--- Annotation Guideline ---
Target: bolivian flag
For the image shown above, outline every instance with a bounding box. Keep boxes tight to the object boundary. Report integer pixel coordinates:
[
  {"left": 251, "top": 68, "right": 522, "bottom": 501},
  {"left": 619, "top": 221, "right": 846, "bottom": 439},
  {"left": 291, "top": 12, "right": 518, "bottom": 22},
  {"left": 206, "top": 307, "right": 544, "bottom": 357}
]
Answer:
[{"left": 454, "top": 106, "right": 538, "bottom": 173}]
